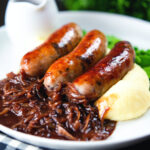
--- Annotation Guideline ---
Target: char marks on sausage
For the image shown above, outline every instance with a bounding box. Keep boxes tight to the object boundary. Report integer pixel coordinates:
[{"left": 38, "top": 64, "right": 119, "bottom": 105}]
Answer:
[
  {"left": 67, "top": 41, "right": 135, "bottom": 103},
  {"left": 44, "top": 30, "right": 107, "bottom": 91},
  {"left": 20, "top": 23, "right": 82, "bottom": 76}
]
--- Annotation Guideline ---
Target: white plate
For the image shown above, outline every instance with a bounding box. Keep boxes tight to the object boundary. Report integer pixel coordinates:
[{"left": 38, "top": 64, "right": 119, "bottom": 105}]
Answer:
[{"left": 0, "top": 11, "right": 150, "bottom": 150}]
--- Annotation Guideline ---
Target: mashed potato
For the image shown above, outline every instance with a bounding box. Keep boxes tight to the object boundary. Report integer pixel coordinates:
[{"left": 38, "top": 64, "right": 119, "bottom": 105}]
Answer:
[{"left": 95, "top": 64, "right": 150, "bottom": 121}]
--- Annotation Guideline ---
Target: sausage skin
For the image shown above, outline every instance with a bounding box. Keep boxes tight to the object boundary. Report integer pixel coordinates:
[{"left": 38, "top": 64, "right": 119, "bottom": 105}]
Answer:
[
  {"left": 44, "top": 30, "right": 107, "bottom": 91},
  {"left": 20, "top": 23, "right": 82, "bottom": 76},
  {"left": 67, "top": 41, "right": 135, "bottom": 102}
]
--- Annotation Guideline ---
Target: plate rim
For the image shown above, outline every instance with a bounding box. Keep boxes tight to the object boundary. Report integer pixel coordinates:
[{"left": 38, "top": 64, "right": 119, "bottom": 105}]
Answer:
[
  {"left": 59, "top": 10, "right": 150, "bottom": 25},
  {"left": 0, "top": 11, "right": 150, "bottom": 149},
  {"left": 0, "top": 124, "right": 150, "bottom": 146}
]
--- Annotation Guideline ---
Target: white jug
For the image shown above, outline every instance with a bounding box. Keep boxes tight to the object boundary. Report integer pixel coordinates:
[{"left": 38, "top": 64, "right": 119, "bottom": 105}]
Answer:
[{"left": 5, "top": 0, "right": 59, "bottom": 54}]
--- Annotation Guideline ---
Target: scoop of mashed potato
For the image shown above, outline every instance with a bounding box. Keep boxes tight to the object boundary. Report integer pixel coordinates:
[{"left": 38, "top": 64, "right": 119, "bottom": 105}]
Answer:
[{"left": 95, "top": 64, "right": 150, "bottom": 121}]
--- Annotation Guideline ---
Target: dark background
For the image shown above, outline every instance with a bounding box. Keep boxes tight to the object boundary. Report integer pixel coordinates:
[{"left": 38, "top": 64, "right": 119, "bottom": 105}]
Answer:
[
  {"left": 1, "top": 0, "right": 150, "bottom": 26},
  {"left": 0, "top": 0, "right": 150, "bottom": 149},
  {"left": 0, "top": 0, "right": 8, "bottom": 26}
]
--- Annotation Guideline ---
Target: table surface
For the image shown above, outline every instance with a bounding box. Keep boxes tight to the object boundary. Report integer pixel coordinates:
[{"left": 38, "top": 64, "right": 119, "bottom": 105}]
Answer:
[{"left": 0, "top": 0, "right": 150, "bottom": 150}]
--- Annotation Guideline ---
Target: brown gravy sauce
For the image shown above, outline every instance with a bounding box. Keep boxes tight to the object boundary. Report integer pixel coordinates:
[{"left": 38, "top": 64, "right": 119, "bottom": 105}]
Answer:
[{"left": 0, "top": 71, "right": 116, "bottom": 141}]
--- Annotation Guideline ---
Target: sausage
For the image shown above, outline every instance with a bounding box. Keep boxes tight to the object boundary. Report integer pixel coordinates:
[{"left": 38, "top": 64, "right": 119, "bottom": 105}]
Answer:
[
  {"left": 44, "top": 30, "right": 107, "bottom": 91},
  {"left": 20, "top": 23, "right": 82, "bottom": 76},
  {"left": 67, "top": 41, "right": 135, "bottom": 102}
]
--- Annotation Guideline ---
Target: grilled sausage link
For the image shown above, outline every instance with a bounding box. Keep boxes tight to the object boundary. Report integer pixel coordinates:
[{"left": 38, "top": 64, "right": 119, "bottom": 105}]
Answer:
[
  {"left": 44, "top": 30, "right": 107, "bottom": 91},
  {"left": 67, "top": 41, "right": 135, "bottom": 103},
  {"left": 20, "top": 23, "right": 82, "bottom": 76}
]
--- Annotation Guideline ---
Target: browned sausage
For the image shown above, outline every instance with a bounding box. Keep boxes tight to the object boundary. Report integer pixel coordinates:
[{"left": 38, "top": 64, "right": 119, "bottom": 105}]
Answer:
[
  {"left": 44, "top": 30, "right": 107, "bottom": 91},
  {"left": 20, "top": 23, "right": 82, "bottom": 76},
  {"left": 67, "top": 41, "right": 135, "bottom": 102}
]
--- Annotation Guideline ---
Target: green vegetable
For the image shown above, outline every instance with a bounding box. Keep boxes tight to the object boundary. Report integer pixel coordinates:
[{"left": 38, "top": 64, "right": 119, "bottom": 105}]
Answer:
[
  {"left": 134, "top": 47, "right": 150, "bottom": 67},
  {"left": 82, "top": 29, "right": 87, "bottom": 36},
  {"left": 106, "top": 35, "right": 120, "bottom": 49},
  {"left": 143, "top": 66, "right": 150, "bottom": 78},
  {"left": 61, "top": 0, "right": 150, "bottom": 21},
  {"left": 134, "top": 48, "right": 150, "bottom": 79}
]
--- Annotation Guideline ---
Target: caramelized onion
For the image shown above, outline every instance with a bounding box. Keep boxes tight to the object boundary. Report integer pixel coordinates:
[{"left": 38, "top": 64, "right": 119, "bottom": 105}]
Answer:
[{"left": 0, "top": 71, "right": 116, "bottom": 140}]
